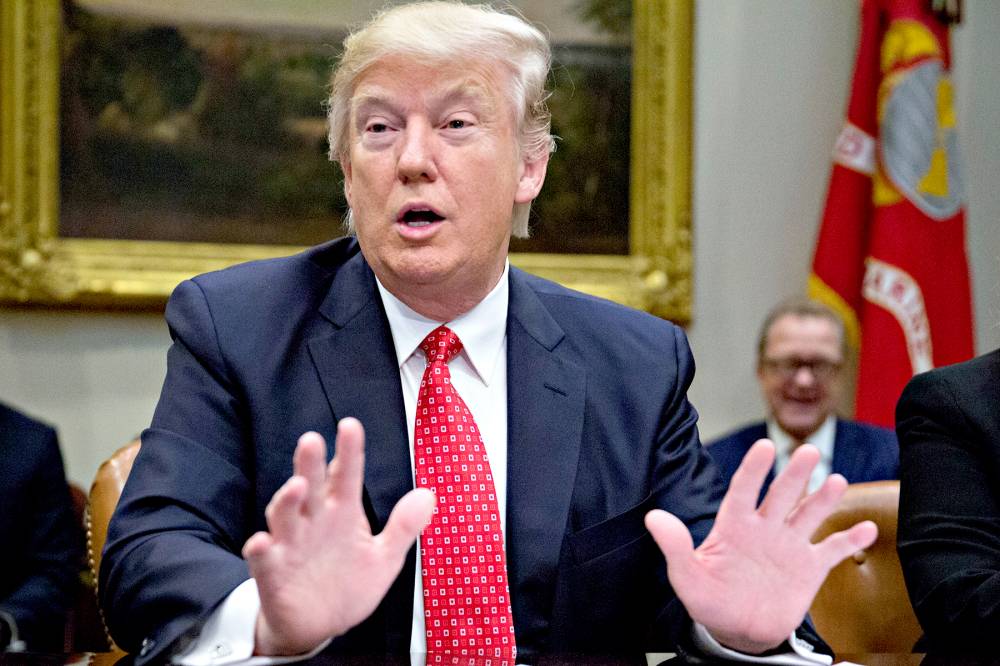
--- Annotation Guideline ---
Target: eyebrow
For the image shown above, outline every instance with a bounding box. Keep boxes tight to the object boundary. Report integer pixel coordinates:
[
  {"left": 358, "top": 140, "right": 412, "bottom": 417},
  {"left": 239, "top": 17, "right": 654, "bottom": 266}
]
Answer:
[{"left": 351, "top": 78, "right": 498, "bottom": 125}]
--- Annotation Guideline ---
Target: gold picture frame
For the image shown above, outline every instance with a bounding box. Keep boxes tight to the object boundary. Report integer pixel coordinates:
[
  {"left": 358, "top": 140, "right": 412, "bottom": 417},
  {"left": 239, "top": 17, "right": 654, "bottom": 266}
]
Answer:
[{"left": 0, "top": 0, "right": 692, "bottom": 322}]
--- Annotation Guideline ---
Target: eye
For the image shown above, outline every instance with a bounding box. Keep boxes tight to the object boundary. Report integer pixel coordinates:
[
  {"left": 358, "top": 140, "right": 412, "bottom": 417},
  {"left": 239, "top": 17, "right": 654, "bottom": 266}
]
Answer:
[
  {"left": 367, "top": 122, "right": 389, "bottom": 133},
  {"left": 444, "top": 118, "right": 470, "bottom": 130}
]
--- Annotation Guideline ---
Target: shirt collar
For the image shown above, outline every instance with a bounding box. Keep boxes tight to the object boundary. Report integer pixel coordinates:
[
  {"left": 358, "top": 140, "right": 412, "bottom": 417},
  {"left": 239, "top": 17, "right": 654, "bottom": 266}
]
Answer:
[
  {"left": 375, "top": 262, "right": 509, "bottom": 385},
  {"left": 766, "top": 414, "right": 837, "bottom": 462}
]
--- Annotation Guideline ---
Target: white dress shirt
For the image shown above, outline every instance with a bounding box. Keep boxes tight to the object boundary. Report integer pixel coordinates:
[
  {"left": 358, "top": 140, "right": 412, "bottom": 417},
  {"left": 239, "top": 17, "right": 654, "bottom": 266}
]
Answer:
[{"left": 766, "top": 416, "right": 836, "bottom": 492}]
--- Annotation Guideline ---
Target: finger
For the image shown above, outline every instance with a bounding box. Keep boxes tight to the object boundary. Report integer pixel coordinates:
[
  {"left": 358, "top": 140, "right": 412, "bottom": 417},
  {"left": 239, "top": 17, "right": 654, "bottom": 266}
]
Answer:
[
  {"left": 785, "top": 473, "right": 848, "bottom": 537},
  {"left": 242, "top": 530, "right": 274, "bottom": 561},
  {"left": 716, "top": 439, "right": 775, "bottom": 517},
  {"left": 757, "top": 443, "right": 820, "bottom": 520},
  {"left": 264, "top": 475, "right": 308, "bottom": 543},
  {"left": 327, "top": 417, "right": 366, "bottom": 501},
  {"left": 377, "top": 487, "right": 436, "bottom": 559},
  {"left": 645, "top": 509, "right": 696, "bottom": 580},
  {"left": 815, "top": 520, "right": 878, "bottom": 569},
  {"left": 293, "top": 431, "right": 328, "bottom": 515}
]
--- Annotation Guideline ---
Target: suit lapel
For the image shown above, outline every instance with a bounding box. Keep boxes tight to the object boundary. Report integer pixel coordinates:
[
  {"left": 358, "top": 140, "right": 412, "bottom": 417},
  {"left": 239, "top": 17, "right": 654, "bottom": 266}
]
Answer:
[
  {"left": 307, "top": 253, "right": 415, "bottom": 651},
  {"left": 505, "top": 270, "right": 586, "bottom": 647},
  {"left": 307, "top": 253, "right": 412, "bottom": 529}
]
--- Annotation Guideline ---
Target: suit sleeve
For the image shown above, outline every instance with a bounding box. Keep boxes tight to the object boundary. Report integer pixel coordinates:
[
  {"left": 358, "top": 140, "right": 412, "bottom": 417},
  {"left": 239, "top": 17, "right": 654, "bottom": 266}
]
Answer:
[
  {"left": 643, "top": 326, "right": 722, "bottom": 648},
  {"left": 0, "top": 426, "right": 81, "bottom": 651},
  {"left": 896, "top": 368, "right": 1000, "bottom": 650},
  {"left": 99, "top": 279, "right": 256, "bottom": 663}
]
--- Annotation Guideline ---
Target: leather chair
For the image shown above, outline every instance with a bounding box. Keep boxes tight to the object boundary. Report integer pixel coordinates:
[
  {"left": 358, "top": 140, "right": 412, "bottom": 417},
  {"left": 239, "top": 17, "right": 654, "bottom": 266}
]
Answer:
[
  {"left": 64, "top": 482, "right": 109, "bottom": 652},
  {"left": 85, "top": 439, "right": 141, "bottom": 654},
  {"left": 809, "top": 480, "right": 922, "bottom": 654}
]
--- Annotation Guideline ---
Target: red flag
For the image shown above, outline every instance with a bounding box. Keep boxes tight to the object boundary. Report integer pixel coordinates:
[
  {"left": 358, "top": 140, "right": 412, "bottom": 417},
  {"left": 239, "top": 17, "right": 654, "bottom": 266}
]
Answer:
[{"left": 809, "top": 0, "right": 974, "bottom": 428}]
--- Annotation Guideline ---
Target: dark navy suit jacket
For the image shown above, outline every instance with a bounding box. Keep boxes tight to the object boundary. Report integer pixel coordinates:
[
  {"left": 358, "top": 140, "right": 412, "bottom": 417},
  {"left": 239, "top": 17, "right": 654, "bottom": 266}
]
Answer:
[
  {"left": 0, "top": 403, "right": 81, "bottom": 651},
  {"left": 706, "top": 419, "right": 899, "bottom": 496},
  {"left": 101, "top": 239, "right": 726, "bottom": 663},
  {"left": 896, "top": 348, "right": 1000, "bottom": 651}
]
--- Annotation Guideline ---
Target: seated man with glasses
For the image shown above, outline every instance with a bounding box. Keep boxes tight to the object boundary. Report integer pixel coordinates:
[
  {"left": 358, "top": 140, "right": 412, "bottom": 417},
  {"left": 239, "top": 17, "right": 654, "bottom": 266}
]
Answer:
[{"left": 707, "top": 298, "right": 898, "bottom": 499}]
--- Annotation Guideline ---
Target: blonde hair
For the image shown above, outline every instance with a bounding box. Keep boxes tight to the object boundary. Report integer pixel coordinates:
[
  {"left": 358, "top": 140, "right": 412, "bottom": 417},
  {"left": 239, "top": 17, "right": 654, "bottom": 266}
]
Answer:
[{"left": 327, "top": 1, "right": 555, "bottom": 238}]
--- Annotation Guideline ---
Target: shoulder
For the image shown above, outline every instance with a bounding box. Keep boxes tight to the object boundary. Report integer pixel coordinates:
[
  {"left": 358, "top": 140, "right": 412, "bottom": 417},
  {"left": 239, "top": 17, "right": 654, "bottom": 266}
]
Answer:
[
  {"left": 184, "top": 237, "right": 359, "bottom": 305},
  {"left": 0, "top": 402, "right": 57, "bottom": 446},
  {"left": 166, "top": 237, "right": 362, "bottom": 334},
  {"left": 836, "top": 419, "right": 896, "bottom": 444},
  {"left": 515, "top": 268, "right": 672, "bottom": 326},
  {"left": 510, "top": 267, "right": 694, "bottom": 394},
  {"left": 705, "top": 422, "right": 768, "bottom": 450},
  {"left": 705, "top": 423, "right": 764, "bottom": 457},
  {"left": 897, "top": 348, "right": 1000, "bottom": 440},
  {"left": 0, "top": 403, "right": 60, "bottom": 474},
  {"left": 899, "top": 348, "right": 1000, "bottom": 415},
  {"left": 512, "top": 268, "right": 684, "bottom": 352},
  {"left": 703, "top": 423, "right": 766, "bottom": 480}
]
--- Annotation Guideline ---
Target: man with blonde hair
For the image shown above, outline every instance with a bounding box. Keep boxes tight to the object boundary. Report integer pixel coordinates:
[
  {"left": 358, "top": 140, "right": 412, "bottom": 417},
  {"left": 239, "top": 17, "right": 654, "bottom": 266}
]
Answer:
[{"left": 102, "top": 3, "right": 875, "bottom": 664}]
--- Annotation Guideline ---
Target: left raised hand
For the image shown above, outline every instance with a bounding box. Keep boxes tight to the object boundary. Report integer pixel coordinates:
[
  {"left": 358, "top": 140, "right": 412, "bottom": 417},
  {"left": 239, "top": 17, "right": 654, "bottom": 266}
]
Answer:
[{"left": 645, "top": 439, "right": 877, "bottom": 654}]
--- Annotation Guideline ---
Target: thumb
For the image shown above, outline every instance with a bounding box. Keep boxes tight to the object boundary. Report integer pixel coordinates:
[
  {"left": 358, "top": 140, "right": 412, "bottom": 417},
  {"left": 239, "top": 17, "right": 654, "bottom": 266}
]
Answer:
[{"left": 645, "top": 509, "right": 695, "bottom": 576}]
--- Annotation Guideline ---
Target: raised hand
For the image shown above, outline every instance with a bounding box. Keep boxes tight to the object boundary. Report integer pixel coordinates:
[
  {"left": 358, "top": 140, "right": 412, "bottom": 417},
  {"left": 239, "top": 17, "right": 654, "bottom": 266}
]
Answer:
[
  {"left": 645, "top": 439, "right": 877, "bottom": 654},
  {"left": 242, "top": 418, "right": 435, "bottom": 655}
]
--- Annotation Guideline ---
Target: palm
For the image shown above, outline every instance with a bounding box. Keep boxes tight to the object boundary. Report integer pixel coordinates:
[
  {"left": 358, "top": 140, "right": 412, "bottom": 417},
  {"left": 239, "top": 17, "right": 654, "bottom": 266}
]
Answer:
[
  {"left": 243, "top": 420, "right": 434, "bottom": 655},
  {"left": 646, "top": 440, "right": 877, "bottom": 653}
]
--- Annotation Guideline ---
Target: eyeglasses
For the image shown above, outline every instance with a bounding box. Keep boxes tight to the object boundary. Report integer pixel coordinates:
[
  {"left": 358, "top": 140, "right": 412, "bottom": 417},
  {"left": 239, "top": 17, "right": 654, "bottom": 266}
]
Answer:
[{"left": 761, "top": 357, "right": 842, "bottom": 381}]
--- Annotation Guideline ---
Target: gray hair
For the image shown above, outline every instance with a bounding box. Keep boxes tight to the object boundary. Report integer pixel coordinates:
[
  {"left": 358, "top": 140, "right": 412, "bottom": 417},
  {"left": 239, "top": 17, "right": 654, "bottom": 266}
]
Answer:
[
  {"left": 326, "top": 1, "right": 556, "bottom": 238},
  {"left": 756, "top": 297, "right": 849, "bottom": 362}
]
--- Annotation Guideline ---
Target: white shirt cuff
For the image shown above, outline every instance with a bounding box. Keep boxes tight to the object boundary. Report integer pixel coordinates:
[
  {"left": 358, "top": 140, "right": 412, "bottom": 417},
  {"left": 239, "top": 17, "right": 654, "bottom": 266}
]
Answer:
[
  {"left": 171, "top": 579, "right": 331, "bottom": 665},
  {"left": 691, "top": 623, "right": 833, "bottom": 666}
]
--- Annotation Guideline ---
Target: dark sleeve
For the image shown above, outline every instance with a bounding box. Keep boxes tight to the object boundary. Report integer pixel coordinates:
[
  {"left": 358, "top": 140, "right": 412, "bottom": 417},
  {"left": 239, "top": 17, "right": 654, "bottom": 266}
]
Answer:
[
  {"left": 642, "top": 326, "right": 721, "bottom": 649},
  {"left": 99, "top": 279, "right": 255, "bottom": 663},
  {"left": 0, "top": 426, "right": 82, "bottom": 651},
  {"left": 896, "top": 368, "right": 1000, "bottom": 651}
]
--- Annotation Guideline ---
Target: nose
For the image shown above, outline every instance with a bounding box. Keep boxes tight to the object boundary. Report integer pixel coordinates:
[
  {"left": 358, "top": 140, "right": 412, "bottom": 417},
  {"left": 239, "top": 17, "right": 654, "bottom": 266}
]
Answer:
[
  {"left": 396, "top": 120, "right": 438, "bottom": 183},
  {"left": 791, "top": 364, "right": 818, "bottom": 387}
]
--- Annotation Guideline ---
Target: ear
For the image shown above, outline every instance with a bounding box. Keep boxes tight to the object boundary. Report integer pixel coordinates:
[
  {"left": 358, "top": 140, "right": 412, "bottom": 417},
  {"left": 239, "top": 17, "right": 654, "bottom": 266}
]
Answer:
[{"left": 513, "top": 150, "right": 549, "bottom": 204}]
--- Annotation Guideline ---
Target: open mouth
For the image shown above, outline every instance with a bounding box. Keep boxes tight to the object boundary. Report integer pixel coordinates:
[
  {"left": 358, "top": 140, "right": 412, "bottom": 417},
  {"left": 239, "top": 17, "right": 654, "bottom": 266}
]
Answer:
[{"left": 399, "top": 208, "right": 445, "bottom": 227}]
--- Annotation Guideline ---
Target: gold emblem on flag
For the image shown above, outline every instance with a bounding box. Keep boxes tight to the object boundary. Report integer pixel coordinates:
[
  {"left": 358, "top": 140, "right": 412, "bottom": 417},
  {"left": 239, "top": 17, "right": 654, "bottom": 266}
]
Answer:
[{"left": 874, "top": 20, "right": 963, "bottom": 220}]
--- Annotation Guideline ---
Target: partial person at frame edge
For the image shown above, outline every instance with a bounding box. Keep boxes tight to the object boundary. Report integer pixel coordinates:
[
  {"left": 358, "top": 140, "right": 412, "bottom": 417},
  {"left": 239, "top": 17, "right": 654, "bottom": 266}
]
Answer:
[
  {"left": 707, "top": 298, "right": 898, "bottom": 500},
  {"left": 100, "top": 2, "right": 877, "bottom": 664},
  {"left": 897, "top": 347, "right": 1000, "bottom": 652},
  {"left": 0, "top": 402, "right": 83, "bottom": 653}
]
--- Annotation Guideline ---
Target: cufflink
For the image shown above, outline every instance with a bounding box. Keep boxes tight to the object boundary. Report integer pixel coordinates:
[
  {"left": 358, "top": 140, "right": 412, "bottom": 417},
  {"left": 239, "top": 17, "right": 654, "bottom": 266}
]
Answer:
[
  {"left": 211, "top": 642, "right": 233, "bottom": 660},
  {"left": 139, "top": 637, "right": 156, "bottom": 657}
]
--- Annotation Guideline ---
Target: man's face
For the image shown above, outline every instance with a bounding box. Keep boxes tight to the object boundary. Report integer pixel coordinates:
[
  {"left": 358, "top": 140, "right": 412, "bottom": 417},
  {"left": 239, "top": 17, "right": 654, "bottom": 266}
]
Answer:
[
  {"left": 342, "top": 57, "right": 548, "bottom": 315},
  {"left": 756, "top": 314, "right": 844, "bottom": 441}
]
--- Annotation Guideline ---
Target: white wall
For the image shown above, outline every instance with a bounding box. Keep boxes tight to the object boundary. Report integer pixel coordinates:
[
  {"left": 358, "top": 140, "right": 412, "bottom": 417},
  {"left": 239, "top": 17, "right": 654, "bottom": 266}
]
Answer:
[
  {"left": 0, "top": 311, "right": 167, "bottom": 487},
  {"left": 2, "top": 0, "right": 998, "bottom": 486}
]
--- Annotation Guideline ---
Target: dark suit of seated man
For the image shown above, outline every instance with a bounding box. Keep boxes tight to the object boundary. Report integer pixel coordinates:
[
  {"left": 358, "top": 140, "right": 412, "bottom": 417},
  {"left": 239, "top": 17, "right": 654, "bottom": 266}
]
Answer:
[
  {"left": 708, "top": 299, "right": 898, "bottom": 498},
  {"left": 99, "top": 3, "right": 878, "bottom": 664},
  {"left": 0, "top": 402, "right": 81, "bottom": 652}
]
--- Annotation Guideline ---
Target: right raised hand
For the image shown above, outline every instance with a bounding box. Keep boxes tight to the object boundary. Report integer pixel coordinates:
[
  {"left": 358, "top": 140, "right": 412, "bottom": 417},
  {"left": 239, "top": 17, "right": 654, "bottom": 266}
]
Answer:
[{"left": 242, "top": 418, "right": 435, "bottom": 655}]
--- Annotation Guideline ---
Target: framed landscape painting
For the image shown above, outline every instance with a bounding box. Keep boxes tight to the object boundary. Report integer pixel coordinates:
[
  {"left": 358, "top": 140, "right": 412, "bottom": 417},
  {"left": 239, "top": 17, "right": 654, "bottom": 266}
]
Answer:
[{"left": 0, "top": 0, "right": 692, "bottom": 321}]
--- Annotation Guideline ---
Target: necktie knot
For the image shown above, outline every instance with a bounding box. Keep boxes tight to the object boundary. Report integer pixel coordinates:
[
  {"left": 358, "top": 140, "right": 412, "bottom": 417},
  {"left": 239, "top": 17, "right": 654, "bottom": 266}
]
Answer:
[{"left": 420, "top": 325, "right": 463, "bottom": 365}]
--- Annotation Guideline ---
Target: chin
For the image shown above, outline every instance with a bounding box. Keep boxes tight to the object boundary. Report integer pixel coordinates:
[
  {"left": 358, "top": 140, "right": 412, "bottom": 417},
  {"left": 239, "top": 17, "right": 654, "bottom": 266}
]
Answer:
[{"left": 779, "top": 415, "right": 822, "bottom": 439}]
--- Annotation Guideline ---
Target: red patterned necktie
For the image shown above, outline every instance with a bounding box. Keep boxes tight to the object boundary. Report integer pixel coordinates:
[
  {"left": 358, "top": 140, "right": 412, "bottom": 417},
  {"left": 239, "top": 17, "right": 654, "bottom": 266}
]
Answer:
[{"left": 414, "top": 326, "right": 516, "bottom": 662}]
